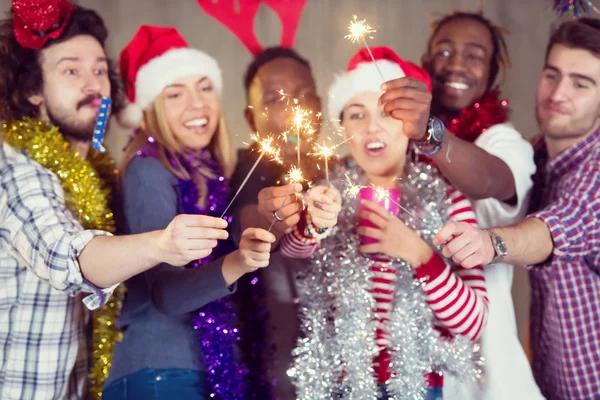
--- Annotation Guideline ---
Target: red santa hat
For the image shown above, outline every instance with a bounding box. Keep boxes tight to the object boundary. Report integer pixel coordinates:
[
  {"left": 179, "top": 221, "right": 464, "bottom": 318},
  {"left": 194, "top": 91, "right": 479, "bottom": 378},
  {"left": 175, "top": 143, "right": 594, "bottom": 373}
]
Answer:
[
  {"left": 327, "top": 46, "right": 432, "bottom": 121},
  {"left": 118, "top": 25, "right": 223, "bottom": 128}
]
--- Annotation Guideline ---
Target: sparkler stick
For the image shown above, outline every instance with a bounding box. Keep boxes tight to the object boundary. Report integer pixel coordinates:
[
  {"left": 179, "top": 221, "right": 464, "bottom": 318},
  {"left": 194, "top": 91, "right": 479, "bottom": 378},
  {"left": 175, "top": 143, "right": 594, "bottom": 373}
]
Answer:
[
  {"left": 313, "top": 143, "right": 333, "bottom": 184},
  {"left": 220, "top": 135, "right": 281, "bottom": 218},
  {"left": 311, "top": 136, "right": 352, "bottom": 185},
  {"left": 292, "top": 106, "right": 309, "bottom": 167},
  {"left": 372, "top": 185, "right": 423, "bottom": 224},
  {"left": 345, "top": 15, "right": 384, "bottom": 82}
]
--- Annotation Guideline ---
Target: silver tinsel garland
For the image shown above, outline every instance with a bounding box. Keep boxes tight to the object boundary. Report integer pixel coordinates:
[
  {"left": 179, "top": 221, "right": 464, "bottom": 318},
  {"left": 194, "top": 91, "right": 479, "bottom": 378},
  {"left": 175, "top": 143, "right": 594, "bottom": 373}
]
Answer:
[{"left": 288, "top": 158, "right": 483, "bottom": 400}]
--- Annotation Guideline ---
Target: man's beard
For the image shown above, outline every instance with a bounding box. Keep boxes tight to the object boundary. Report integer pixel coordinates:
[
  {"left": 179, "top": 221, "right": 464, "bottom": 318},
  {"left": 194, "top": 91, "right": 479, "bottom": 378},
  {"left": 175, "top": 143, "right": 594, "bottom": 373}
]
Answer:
[{"left": 46, "top": 94, "right": 101, "bottom": 142}]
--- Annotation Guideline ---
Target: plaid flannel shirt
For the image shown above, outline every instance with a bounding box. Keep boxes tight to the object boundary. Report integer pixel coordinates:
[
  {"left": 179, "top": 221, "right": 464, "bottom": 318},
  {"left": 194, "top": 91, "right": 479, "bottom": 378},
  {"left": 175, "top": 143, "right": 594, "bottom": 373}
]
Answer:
[
  {"left": 528, "top": 128, "right": 600, "bottom": 399},
  {"left": 0, "top": 141, "right": 114, "bottom": 400}
]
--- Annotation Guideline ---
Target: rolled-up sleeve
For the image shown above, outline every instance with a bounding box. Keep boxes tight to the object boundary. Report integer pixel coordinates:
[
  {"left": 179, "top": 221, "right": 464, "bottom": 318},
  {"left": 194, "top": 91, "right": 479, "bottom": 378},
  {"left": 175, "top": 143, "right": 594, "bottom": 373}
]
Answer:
[
  {"left": 530, "top": 183, "right": 600, "bottom": 260},
  {"left": 0, "top": 148, "right": 114, "bottom": 310}
]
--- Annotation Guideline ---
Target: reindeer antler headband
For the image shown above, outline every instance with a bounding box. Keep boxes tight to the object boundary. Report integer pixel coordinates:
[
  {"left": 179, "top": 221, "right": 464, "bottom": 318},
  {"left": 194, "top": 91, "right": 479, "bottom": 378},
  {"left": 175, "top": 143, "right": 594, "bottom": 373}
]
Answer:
[{"left": 196, "top": 0, "right": 308, "bottom": 55}]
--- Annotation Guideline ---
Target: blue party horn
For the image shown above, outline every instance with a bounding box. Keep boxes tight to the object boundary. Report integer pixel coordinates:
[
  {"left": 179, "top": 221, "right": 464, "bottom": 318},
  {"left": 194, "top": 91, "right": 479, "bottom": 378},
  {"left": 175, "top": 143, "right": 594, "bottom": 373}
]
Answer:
[{"left": 92, "top": 96, "right": 111, "bottom": 153}]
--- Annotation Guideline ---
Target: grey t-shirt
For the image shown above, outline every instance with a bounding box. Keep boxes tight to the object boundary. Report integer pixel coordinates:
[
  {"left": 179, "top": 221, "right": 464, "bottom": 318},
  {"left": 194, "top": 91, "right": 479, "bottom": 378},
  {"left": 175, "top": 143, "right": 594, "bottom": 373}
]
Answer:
[{"left": 105, "top": 156, "right": 233, "bottom": 386}]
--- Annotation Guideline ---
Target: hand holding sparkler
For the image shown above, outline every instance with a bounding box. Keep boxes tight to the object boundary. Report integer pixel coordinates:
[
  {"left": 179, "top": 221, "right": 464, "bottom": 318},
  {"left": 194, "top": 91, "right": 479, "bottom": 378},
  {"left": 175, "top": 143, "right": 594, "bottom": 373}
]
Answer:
[
  {"left": 305, "top": 186, "right": 342, "bottom": 230},
  {"left": 258, "top": 182, "right": 304, "bottom": 235},
  {"left": 378, "top": 77, "right": 432, "bottom": 141},
  {"left": 222, "top": 228, "right": 276, "bottom": 283},
  {"left": 265, "top": 166, "right": 305, "bottom": 233},
  {"left": 357, "top": 199, "right": 434, "bottom": 267}
]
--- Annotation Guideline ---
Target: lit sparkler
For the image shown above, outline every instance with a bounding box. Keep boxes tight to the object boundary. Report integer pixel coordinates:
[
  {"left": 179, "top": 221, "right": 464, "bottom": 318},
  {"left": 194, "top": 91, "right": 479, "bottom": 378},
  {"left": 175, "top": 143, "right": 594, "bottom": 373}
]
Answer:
[
  {"left": 292, "top": 105, "right": 310, "bottom": 167},
  {"left": 345, "top": 15, "right": 385, "bottom": 82},
  {"left": 220, "top": 134, "right": 281, "bottom": 218},
  {"left": 311, "top": 136, "right": 353, "bottom": 185}
]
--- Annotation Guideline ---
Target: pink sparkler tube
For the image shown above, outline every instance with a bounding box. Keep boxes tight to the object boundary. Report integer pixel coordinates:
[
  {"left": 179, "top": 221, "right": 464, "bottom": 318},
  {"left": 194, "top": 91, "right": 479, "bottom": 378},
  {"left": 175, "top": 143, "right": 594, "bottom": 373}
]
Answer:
[{"left": 358, "top": 187, "right": 401, "bottom": 244}]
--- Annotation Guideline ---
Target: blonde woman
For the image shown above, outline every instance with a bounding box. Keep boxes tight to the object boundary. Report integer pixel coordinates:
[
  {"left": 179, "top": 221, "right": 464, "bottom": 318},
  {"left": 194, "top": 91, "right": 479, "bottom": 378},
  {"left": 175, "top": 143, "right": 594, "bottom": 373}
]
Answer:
[{"left": 103, "top": 26, "right": 274, "bottom": 400}]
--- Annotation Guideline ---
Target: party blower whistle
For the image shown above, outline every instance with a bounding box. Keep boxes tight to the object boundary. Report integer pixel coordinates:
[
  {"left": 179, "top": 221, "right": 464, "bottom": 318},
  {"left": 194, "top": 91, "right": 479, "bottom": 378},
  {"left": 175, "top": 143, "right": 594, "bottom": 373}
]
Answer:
[{"left": 92, "top": 96, "right": 111, "bottom": 153}]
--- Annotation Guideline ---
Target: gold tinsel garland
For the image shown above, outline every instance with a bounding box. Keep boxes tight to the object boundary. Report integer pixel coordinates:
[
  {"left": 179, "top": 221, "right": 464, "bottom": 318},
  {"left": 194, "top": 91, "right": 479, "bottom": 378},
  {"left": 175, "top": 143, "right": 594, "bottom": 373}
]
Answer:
[{"left": 1, "top": 118, "right": 125, "bottom": 400}]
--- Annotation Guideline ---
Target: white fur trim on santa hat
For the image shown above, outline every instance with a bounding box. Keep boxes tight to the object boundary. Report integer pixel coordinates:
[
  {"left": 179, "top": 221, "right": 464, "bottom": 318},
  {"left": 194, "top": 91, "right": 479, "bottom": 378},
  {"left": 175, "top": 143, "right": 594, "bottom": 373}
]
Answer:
[
  {"left": 134, "top": 47, "right": 223, "bottom": 111},
  {"left": 116, "top": 102, "right": 144, "bottom": 129},
  {"left": 327, "top": 60, "right": 405, "bottom": 121}
]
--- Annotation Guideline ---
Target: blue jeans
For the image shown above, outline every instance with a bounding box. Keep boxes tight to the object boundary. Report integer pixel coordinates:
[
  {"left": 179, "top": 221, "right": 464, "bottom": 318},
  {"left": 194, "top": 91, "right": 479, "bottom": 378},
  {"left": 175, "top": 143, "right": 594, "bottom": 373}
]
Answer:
[
  {"left": 378, "top": 385, "right": 443, "bottom": 400},
  {"left": 426, "top": 386, "right": 443, "bottom": 400},
  {"left": 102, "top": 368, "right": 206, "bottom": 400}
]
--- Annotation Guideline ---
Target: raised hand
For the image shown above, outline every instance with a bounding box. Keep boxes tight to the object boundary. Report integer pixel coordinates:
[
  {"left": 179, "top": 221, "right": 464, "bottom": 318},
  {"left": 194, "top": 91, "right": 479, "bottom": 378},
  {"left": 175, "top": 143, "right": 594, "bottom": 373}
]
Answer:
[
  {"left": 433, "top": 222, "right": 494, "bottom": 268},
  {"left": 305, "top": 185, "right": 342, "bottom": 230},
  {"left": 157, "top": 214, "right": 229, "bottom": 266},
  {"left": 237, "top": 227, "right": 276, "bottom": 271},
  {"left": 257, "top": 183, "right": 304, "bottom": 234},
  {"left": 378, "top": 77, "right": 432, "bottom": 141}
]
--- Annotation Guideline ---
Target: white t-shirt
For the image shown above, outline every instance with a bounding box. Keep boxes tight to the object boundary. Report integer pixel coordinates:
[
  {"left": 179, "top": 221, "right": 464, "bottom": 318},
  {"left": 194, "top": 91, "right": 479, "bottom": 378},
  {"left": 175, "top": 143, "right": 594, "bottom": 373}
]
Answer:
[{"left": 443, "top": 123, "right": 546, "bottom": 400}]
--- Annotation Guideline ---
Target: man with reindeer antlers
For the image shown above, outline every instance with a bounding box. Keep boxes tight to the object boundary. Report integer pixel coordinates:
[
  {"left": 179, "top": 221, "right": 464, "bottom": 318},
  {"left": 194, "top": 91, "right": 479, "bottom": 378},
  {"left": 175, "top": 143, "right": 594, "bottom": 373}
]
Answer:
[{"left": 198, "top": 1, "right": 326, "bottom": 398}]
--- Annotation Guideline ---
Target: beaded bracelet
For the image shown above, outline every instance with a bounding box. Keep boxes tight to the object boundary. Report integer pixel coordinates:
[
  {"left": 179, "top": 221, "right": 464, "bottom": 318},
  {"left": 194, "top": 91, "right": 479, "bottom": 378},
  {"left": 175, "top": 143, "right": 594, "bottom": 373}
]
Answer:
[
  {"left": 291, "top": 222, "right": 317, "bottom": 244},
  {"left": 305, "top": 212, "right": 332, "bottom": 241}
]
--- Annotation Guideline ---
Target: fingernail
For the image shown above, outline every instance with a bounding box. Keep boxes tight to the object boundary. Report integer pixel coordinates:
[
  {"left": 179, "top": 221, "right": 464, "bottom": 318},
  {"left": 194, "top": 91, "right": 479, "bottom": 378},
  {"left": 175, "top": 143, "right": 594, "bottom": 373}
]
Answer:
[{"left": 380, "top": 82, "right": 387, "bottom": 91}]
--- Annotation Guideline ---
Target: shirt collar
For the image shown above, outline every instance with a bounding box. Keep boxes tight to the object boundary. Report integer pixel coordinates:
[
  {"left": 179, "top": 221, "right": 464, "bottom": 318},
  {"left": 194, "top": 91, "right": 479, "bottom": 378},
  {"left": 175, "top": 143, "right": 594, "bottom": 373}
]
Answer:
[{"left": 539, "top": 127, "right": 600, "bottom": 177}]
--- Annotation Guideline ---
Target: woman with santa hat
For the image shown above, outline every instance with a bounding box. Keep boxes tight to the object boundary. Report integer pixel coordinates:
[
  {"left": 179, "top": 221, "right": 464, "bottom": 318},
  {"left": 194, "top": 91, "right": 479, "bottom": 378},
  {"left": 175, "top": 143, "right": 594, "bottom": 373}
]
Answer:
[
  {"left": 102, "top": 25, "right": 275, "bottom": 399},
  {"left": 280, "top": 47, "right": 490, "bottom": 400}
]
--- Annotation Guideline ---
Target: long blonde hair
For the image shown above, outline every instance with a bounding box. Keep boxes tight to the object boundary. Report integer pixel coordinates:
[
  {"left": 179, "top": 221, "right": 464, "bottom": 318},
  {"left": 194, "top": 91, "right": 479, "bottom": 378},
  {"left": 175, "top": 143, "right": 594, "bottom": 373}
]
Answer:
[{"left": 120, "top": 94, "right": 237, "bottom": 208}]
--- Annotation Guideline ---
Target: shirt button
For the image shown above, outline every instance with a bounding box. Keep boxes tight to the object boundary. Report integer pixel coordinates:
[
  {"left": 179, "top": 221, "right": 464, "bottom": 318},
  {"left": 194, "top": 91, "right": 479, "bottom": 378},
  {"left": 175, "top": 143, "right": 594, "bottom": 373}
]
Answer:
[{"left": 155, "top": 375, "right": 162, "bottom": 381}]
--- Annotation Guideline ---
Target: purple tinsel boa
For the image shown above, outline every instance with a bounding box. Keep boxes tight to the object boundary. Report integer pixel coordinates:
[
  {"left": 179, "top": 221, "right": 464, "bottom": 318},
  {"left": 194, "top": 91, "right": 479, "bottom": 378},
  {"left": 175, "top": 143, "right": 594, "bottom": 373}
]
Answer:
[
  {"left": 135, "top": 144, "right": 249, "bottom": 399},
  {"left": 177, "top": 156, "right": 249, "bottom": 399}
]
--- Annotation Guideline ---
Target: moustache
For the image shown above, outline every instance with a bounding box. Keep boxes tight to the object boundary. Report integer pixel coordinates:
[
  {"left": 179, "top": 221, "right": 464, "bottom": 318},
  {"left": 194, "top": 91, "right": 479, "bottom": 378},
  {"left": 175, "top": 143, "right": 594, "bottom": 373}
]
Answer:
[{"left": 77, "top": 94, "right": 102, "bottom": 110}]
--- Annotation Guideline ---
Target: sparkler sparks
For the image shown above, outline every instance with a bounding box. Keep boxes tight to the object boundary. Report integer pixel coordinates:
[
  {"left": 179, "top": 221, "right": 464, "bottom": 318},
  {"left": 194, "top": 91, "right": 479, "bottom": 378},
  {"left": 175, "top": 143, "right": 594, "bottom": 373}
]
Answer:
[
  {"left": 220, "top": 134, "right": 282, "bottom": 218},
  {"left": 345, "top": 173, "right": 362, "bottom": 198},
  {"left": 345, "top": 15, "right": 376, "bottom": 43},
  {"left": 286, "top": 165, "right": 305, "bottom": 184},
  {"left": 310, "top": 136, "right": 354, "bottom": 184},
  {"left": 345, "top": 15, "right": 385, "bottom": 82}
]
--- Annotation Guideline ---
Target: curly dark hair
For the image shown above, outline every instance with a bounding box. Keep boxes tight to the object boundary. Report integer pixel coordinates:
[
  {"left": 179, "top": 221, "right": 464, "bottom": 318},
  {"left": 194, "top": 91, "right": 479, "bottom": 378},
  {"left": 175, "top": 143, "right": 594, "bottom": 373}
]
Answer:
[
  {"left": 243, "top": 46, "right": 311, "bottom": 102},
  {"left": 0, "top": 6, "right": 124, "bottom": 121},
  {"left": 426, "top": 11, "right": 511, "bottom": 89}
]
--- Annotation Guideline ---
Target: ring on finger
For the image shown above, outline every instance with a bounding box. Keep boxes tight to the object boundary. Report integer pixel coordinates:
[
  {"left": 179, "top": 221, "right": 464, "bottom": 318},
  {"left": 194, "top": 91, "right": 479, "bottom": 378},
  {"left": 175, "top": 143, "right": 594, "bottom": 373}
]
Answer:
[{"left": 273, "top": 211, "right": 284, "bottom": 222}]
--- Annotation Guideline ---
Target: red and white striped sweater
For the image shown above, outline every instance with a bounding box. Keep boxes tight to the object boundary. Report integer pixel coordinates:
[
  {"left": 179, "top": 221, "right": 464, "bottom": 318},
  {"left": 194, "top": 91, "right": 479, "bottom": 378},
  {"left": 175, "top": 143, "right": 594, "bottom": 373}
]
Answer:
[{"left": 281, "top": 187, "right": 489, "bottom": 384}]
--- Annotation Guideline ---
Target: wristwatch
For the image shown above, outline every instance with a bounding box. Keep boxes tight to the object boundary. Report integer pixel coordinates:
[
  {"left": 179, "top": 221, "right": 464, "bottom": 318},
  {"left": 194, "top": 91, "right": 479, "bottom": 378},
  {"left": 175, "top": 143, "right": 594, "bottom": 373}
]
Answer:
[
  {"left": 416, "top": 117, "right": 445, "bottom": 155},
  {"left": 487, "top": 230, "right": 507, "bottom": 264}
]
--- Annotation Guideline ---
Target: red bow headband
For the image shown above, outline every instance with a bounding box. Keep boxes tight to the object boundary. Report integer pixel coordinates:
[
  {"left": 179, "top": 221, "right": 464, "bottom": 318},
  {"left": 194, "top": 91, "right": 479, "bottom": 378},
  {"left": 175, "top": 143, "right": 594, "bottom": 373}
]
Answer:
[{"left": 197, "top": 0, "right": 307, "bottom": 55}]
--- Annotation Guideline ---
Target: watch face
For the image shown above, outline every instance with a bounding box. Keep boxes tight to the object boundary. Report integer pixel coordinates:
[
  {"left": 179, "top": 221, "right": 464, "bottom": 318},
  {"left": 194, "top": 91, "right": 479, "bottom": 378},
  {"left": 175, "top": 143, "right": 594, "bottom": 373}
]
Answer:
[
  {"left": 491, "top": 233, "right": 507, "bottom": 258},
  {"left": 430, "top": 118, "right": 444, "bottom": 141}
]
